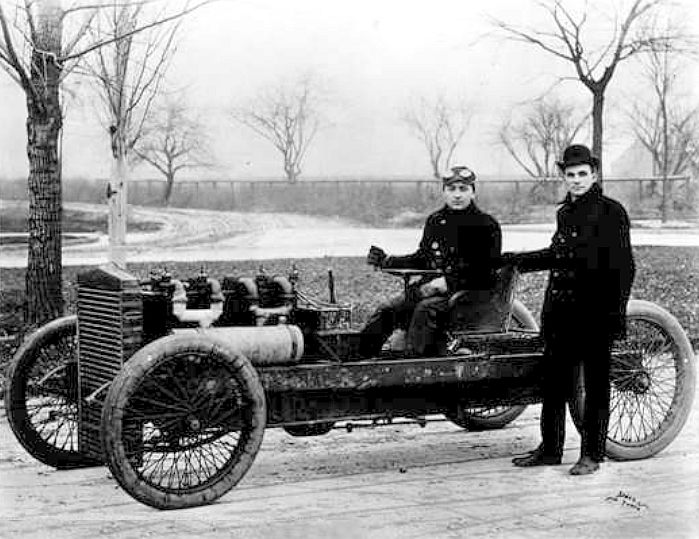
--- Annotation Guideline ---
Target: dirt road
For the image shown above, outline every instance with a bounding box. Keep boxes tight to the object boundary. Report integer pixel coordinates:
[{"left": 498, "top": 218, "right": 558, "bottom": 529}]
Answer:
[
  {"left": 2, "top": 203, "right": 698, "bottom": 267},
  {"left": 2, "top": 390, "right": 698, "bottom": 538}
]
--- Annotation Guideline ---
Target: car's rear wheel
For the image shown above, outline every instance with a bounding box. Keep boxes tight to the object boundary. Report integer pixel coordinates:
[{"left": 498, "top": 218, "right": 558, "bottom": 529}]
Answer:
[
  {"left": 569, "top": 300, "right": 696, "bottom": 460},
  {"left": 446, "top": 300, "right": 535, "bottom": 430}
]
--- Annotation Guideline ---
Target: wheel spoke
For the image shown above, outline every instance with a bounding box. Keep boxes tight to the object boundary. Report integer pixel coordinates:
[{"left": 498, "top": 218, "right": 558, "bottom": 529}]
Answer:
[
  {"left": 605, "top": 315, "right": 686, "bottom": 448},
  {"left": 119, "top": 351, "right": 255, "bottom": 494}
]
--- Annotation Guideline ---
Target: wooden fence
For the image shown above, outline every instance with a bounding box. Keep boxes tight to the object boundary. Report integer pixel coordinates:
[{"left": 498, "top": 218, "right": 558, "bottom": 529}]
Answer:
[{"left": 1, "top": 175, "right": 694, "bottom": 225}]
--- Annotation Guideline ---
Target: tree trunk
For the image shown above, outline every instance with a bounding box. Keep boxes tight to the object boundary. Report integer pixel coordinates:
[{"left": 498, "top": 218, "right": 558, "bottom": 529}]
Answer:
[
  {"left": 286, "top": 166, "right": 298, "bottom": 183},
  {"left": 164, "top": 172, "right": 175, "bottom": 205},
  {"left": 107, "top": 147, "right": 128, "bottom": 268},
  {"left": 591, "top": 90, "right": 604, "bottom": 184},
  {"left": 25, "top": 2, "right": 64, "bottom": 325},
  {"left": 660, "top": 98, "right": 670, "bottom": 223}
]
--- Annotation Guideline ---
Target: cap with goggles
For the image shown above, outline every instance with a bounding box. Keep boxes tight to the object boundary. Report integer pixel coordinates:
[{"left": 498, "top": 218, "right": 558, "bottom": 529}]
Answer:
[{"left": 442, "top": 166, "right": 476, "bottom": 186}]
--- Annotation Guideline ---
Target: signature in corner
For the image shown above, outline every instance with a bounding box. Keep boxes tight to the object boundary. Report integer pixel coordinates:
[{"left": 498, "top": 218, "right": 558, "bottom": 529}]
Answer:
[{"left": 605, "top": 490, "right": 648, "bottom": 512}]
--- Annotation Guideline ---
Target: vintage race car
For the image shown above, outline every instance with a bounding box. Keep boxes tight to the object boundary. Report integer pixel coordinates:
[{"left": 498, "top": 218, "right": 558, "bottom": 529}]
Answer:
[{"left": 5, "top": 263, "right": 695, "bottom": 509}]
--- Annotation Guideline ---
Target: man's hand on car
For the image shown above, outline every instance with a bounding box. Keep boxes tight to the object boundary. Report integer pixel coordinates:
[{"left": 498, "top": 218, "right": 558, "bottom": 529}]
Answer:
[{"left": 367, "top": 245, "right": 388, "bottom": 268}]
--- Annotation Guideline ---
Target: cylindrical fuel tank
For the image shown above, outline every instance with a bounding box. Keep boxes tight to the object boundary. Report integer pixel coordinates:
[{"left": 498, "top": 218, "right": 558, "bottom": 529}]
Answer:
[{"left": 173, "top": 325, "right": 304, "bottom": 366}]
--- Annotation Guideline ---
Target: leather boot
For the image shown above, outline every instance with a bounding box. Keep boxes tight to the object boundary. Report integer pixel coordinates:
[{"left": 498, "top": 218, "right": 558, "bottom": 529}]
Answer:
[
  {"left": 512, "top": 446, "right": 561, "bottom": 467},
  {"left": 569, "top": 456, "right": 600, "bottom": 475}
]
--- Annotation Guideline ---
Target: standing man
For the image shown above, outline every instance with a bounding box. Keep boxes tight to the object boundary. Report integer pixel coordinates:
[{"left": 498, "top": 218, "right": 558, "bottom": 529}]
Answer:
[
  {"left": 360, "top": 166, "right": 502, "bottom": 357},
  {"left": 509, "top": 144, "right": 635, "bottom": 475}
]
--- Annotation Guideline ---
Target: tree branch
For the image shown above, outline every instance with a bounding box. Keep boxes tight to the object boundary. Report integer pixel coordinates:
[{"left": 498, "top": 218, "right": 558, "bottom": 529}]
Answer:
[
  {"left": 61, "top": 0, "right": 211, "bottom": 61},
  {"left": 0, "top": 3, "right": 34, "bottom": 94}
]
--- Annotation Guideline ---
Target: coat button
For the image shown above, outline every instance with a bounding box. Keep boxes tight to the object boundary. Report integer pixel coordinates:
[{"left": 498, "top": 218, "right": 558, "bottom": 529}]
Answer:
[
  {"left": 431, "top": 241, "right": 439, "bottom": 249},
  {"left": 552, "top": 270, "right": 560, "bottom": 278},
  {"left": 571, "top": 231, "right": 578, "bottom": 237},
  {"left": 439, "top": 219, "right": 446, "bottom": 225},
  {"left": 435, "top": 250, "right": 441, "bottom": 256}
]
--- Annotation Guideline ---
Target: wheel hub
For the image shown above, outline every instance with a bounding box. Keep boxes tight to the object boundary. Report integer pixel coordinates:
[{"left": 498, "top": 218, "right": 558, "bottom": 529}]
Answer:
[
  {"left": 187, "top": 416, "right": 202, "bottom": 431},
  {"left": 630, "top": 371, "right": 651, "bottom": 394}
]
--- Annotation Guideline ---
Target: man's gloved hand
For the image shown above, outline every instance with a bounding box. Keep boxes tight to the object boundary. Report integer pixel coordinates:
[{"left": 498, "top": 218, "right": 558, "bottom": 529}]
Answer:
[
  {"left": 419, "top": 276, "right": 447, "bottom": 298},
  {"left": 367, "top": 245, "right": 388, "bottom": 268}
]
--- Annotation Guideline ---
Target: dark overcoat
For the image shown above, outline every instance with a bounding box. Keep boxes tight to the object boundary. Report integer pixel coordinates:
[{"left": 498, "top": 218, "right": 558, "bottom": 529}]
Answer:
[
  {"left": 384, "top": 202, "right": 502, "bottom": 293},
  {"left": 516, "top": 182, "right": 635, "bottom": 342}
]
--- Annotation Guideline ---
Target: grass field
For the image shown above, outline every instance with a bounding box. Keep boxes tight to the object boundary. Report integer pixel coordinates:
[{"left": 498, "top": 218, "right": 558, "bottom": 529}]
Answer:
[{"left": 1, "top": 246, "right": 697, "bottom": 388}]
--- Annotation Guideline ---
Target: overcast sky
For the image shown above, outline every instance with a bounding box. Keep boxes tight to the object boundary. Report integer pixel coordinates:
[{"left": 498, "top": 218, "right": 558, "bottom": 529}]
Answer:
[{"left": 0, "top": 0, "right": 697, "bottom": 181}]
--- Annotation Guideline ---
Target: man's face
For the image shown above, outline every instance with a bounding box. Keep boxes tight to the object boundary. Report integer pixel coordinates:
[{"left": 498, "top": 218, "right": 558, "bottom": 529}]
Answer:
[
  {"left": 563, "top": 163, "right": 597, "bottom": 198},
  {"left": 443, "top": 181, "right": 474, "bottom": 210}
]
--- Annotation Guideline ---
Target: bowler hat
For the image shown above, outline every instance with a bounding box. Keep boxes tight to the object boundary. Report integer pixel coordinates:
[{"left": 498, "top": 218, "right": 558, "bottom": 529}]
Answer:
[
  {"left": 556, "top": 144, "right": 599, "bottom": 171},
  {"left": 443, "top": 166, "right": 476, "bottom": 186}
]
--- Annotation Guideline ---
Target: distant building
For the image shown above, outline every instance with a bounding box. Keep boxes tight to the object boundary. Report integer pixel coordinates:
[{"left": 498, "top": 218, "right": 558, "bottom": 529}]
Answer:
[{"left": 608, "top": 139, "right": 654, "bottom": 177}]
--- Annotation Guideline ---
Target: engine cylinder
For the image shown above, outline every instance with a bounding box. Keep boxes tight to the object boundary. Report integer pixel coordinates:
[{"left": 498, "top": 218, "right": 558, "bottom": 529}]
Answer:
[{"left": 173, "top": 324, "right": 304, "bottom": 366}]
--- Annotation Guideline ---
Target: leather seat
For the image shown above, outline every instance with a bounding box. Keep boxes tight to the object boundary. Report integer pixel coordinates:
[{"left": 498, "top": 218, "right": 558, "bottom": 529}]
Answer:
[{"left": 447, "top": 264, "right": 518, "bottom": 333}]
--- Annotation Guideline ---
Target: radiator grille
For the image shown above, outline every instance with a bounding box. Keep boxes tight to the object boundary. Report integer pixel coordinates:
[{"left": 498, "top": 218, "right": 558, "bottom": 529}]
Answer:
[{"left": 77, "top": 266, "right": 143, "bottom": 461}]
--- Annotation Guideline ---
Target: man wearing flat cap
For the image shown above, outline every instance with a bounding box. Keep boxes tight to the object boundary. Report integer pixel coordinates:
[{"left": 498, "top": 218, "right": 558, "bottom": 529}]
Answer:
[
  {"left": 507, "top": 144, "right": 635, "bottom": 475},
  {"left": 360, "top": 165, "right": 502, "bottom": 357}
]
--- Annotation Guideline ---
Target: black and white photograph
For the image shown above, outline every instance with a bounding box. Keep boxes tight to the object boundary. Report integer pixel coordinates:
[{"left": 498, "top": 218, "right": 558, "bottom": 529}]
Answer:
[{"left": 1, "top": 0, "right": 698, "bottom": 537}]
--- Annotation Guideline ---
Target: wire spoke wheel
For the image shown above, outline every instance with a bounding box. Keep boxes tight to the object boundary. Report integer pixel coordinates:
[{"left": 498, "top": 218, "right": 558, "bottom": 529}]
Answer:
[
  {"left": 570, "top": 300, "right": 695, "bottom": 460},
  {"left": 4, "top": 316, "right": 97, "bottom": 468},
  {"left": 102, "top": 335, "right": 266, "bottom": 509}
]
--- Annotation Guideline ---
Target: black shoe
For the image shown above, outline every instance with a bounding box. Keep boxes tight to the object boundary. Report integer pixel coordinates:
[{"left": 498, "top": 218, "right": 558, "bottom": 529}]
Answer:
[
  {"left": 569, "top": 456, "right": 600, "bottom": 475},
  {"left": 512, "top": 446, "right": 561, "bottom": 467}
]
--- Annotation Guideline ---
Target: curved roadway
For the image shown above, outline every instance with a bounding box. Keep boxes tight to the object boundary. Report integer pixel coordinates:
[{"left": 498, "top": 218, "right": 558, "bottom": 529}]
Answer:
[{"left": 1, "top": 203, "right": 697, "bottom": 268}]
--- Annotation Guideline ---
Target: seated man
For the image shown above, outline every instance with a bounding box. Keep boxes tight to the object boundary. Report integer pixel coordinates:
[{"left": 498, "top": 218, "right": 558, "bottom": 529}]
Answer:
[{"left": 359, "top": 166, "right": 502, "bottom": 357}]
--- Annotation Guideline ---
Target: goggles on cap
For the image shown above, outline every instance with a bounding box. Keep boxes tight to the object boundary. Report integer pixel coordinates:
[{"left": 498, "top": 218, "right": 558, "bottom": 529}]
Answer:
[{"left": 442, "top": 166, "right": 475, "bottom": 183}]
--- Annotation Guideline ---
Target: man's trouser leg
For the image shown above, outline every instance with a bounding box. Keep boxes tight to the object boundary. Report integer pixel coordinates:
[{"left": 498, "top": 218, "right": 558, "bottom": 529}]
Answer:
[
  {"left": 539, "top": 342, "right": 575, "bottom": 460},
  {"left": 359, "top": 293, "right": 415, "bottom": 357},
  {"left": 407, "top": 295, "right": 449, "bottom": 356},
  {"left": 580, "top": 337, "right": 612, "bottom": 462}
]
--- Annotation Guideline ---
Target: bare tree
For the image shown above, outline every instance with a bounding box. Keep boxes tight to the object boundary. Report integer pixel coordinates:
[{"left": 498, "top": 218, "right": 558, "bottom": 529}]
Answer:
[
  {"left": 85, "top": 2, "right": 182, "bottom": 266},
  {"left": 628, "top": 29, "right": 697, "bottom": 221},
  {"left": 0, "top": 0, "right": 207, "bottom": 323},
  {"left": 135, "top": 99, "right": 209, "bottom": 205},
  {"left": 402, "top": 95, "right": 472, "bottom": 180},
  {"left": 232, "top": 76, "right": 323, "bottom": 183},
  {"left": 499, "top": 97, "right": 588, "bottom": 178},
  {"left": 492, "top": 0, "right": 686, "bottom": 182}
]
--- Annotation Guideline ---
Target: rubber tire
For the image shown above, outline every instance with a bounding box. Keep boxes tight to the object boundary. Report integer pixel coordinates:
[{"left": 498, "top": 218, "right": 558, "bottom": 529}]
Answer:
[
  {"left": 4, "top": 315, "right": 98, "bottom": 469},
  {"left": 446, "top": 300, "right": 535, "bottom": 430},
  {"left": 101, "top": 334, "right": 267, "bottom": 509},
  {"left": 283, "top": 422, "right": 335, "bottom": 437},
  {"left": 569, "top": 299, "right": 696, "bottom": 461}
]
